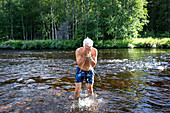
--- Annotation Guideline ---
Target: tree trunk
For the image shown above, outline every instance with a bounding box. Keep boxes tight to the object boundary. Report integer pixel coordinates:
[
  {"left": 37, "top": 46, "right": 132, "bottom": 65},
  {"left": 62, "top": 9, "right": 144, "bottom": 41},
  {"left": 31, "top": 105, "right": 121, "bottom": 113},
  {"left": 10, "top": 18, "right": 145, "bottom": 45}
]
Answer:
[
  {"left": 21, "top": 11, "right": 25, "bottom": 40},
  {"left": 72, "top": 14, "right": 74, "bottom": 39},
  {"left": 54, "top": 22, "right": 57, "bottom": 40},
  {"left": 25, "top": 22, "right": 28, "bottom": 40},
  {"left": 67, "top": 23, "right": 69, "bottom": 40},
  {"left": 3, "top": 0, "right": 9, "bottom": 40},
  {"left": 96, "top": 0, "right": 99, "bottom": 40},
  {"left": 43, "top": 22, "right": 46, "bottom": 39},
  {"left": 49, "top": 31, "right": 51, "bottom": 40},
  {"left": 85, "top": 0, "right": 88, "bottom": 38},
  {"left": 26, "top": 28, "right": 28, "bottom": 40},
  {"left": 52, "top": 2, "right": 57, "bottom": 40},
  {"left": 72, "top": 0, "right": 74, "bottom": 39},
  {"left": 34, "top": 26, "right": 36, "bottom": 39},
  {"left": 10, "top": 15, "right": 13, "bottom": 40},
  {"left": 51, "top": 1, "right": 54, "bottom": 40},
  {"left": 31, "top": 27, "right": 32, "bottom": 40}
]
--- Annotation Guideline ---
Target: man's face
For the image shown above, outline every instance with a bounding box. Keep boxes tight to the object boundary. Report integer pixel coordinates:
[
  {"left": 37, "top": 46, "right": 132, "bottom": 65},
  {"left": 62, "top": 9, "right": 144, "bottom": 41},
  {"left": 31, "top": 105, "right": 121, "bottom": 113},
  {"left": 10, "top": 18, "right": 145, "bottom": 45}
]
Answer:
[{"left": 84, "top": 44, "right": 92, "bottom": 53}]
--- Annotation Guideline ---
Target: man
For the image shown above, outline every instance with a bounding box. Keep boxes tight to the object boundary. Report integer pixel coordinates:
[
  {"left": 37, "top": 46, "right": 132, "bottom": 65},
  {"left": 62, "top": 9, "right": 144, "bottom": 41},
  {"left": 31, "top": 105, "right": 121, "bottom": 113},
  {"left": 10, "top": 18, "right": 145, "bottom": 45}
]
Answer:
[{"left": 74, "top": 37, "right": 98, "bottom": 99}]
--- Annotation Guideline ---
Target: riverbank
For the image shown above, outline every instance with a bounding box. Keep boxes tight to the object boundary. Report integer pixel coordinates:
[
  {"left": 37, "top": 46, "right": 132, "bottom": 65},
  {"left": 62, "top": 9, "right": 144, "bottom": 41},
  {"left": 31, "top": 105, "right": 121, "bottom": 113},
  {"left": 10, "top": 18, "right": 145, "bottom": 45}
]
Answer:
[{"left": 0, "top": 37, "right": 169, "bottom": 50}]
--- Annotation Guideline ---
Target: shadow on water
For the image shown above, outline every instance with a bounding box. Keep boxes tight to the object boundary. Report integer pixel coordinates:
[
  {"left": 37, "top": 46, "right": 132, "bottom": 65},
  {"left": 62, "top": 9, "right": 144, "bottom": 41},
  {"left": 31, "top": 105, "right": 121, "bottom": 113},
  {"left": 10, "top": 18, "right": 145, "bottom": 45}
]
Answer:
[{"left": 0, "top": 49, "right": 169, "bottom": 112}]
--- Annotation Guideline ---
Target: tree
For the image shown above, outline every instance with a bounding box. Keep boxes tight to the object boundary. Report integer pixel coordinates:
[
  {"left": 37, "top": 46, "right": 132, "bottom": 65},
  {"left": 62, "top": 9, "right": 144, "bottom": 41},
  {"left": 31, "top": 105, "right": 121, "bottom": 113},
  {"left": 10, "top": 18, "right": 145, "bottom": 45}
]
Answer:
[
  {"left": 142, "top": 0, "right": 169, "bottom": 36},
  {"left": 106, "top": 0, "right": 148, "bottom": 39},
  {"left": 0, "top": 0, "right": 149, "bottom": 40}
]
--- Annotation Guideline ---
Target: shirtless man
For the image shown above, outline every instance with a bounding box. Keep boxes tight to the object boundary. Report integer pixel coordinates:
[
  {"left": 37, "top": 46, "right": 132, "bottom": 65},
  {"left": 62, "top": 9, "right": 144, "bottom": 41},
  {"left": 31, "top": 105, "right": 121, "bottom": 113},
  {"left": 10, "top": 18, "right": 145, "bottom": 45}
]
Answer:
[{"left": 74, "top": 38, "right": 98, "bottom": 99}]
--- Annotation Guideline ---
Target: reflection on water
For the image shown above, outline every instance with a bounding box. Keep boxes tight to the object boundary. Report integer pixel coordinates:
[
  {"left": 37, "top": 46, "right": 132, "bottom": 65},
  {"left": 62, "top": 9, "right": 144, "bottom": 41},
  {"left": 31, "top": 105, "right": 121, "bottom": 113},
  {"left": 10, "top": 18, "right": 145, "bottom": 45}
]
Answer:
[{"left": 0, "top": 49, "right": 169, "bottom": 112}]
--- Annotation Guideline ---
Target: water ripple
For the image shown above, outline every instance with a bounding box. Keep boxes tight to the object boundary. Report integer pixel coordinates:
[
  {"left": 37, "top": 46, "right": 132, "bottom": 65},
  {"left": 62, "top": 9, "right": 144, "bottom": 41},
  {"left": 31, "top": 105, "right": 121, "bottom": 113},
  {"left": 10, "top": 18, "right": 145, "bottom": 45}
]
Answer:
[{"left": 0, "top": 49, "right": 169, "bottom": 112}]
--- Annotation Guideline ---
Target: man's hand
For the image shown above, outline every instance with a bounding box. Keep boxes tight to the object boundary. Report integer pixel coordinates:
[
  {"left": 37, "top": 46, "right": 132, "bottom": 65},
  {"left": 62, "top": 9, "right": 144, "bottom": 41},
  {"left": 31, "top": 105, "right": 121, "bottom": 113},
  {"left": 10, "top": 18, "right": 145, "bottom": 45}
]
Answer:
[
  {"left": 83, "top": 45, "right": 92, "bottom": 54},
  {"left": 87, "top": 55, "right": 93, "bottom": 62}
]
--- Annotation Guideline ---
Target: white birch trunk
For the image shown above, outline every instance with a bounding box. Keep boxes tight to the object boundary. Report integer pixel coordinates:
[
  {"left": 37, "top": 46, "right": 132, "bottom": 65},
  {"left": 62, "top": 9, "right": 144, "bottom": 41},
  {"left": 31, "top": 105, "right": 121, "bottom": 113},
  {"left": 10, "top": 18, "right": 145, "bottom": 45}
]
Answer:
[
  {"left": 51, "top": 2, "right": 54, "bottom": 40},
  {"left": 72, "top": 0, "right": 74, "bottom": 39},
  {"left": 54, "top": 22, "right": 57, "bottom": 40}
]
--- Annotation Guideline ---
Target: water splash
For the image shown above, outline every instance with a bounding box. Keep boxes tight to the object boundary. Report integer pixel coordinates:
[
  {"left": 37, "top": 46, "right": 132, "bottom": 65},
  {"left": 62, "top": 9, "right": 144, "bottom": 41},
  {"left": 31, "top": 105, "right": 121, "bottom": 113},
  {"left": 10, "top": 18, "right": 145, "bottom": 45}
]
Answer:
[{"left": 70, "top": 96, "right": 105, "bottom": 112}]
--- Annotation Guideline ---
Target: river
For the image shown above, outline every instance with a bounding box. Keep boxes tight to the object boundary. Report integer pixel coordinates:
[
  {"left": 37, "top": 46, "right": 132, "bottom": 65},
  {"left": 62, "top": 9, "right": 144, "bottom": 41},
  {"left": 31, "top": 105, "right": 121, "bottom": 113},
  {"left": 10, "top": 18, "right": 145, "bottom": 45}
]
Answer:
[{"left": 0, "top": 49, "right": 169, "bottom": 112}]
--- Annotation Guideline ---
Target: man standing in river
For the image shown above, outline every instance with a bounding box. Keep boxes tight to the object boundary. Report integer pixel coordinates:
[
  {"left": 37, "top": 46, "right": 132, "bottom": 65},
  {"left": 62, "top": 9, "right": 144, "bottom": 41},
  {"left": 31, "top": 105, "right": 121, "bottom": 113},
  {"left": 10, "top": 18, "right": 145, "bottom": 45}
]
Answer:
[{"left": 74, "top": 37, "right": 98, "bottom": 99}]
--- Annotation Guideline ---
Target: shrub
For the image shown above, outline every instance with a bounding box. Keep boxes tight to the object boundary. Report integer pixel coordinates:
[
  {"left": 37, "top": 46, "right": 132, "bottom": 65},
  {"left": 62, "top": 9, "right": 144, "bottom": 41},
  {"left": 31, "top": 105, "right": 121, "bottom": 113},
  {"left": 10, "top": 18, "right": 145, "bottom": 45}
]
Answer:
[
  {"left": 0, "top": 38, "right": 169, "bottom": 50},
  {"left": 131, "top": 37, "right": 170, "bottom": 48},
  {"left": 157, "top": 38, "right": 170, "bottom": 48},
  {"left": 116, "top": 39, "right": 131, "bottom": 48},
  {"left": 0, "top": 40, "right": 13, "bottom": 49},
  {"left": 94, "top": 40, "right": 104, "bottom": 48}
]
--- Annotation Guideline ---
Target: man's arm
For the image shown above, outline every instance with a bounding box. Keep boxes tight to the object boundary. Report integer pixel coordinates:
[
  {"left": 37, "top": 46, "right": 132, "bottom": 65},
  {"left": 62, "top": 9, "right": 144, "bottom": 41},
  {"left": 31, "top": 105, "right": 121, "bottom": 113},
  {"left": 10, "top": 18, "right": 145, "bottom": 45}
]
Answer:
[
  {"left": 76, "top": 49, "right": 86, "bottom": 68},
  {"left": 88, "top": 49, "right": 98, "bottom": 68}
]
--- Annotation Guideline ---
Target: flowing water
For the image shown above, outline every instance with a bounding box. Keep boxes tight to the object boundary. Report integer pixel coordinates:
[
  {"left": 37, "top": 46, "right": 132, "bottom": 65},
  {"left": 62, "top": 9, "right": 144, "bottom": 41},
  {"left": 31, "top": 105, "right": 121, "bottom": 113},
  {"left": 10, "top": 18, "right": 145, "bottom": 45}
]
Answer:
[{"left": 0, "top": 49, "right": 169, "bottom": 112}]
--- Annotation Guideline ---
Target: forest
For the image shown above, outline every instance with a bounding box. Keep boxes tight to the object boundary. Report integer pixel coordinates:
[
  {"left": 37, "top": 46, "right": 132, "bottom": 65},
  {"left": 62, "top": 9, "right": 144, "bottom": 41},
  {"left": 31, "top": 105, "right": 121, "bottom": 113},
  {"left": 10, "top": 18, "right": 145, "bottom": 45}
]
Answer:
[{"left": 0, "top": 0, "right": 169, "bottom": 49}]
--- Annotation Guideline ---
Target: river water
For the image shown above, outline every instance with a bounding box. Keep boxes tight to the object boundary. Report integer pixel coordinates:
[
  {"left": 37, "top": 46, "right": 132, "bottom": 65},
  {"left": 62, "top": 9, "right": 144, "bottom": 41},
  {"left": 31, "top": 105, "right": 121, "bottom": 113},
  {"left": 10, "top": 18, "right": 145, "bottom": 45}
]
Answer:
[{"left": 0, "top": 49, "right": 169, "bottom": 112}]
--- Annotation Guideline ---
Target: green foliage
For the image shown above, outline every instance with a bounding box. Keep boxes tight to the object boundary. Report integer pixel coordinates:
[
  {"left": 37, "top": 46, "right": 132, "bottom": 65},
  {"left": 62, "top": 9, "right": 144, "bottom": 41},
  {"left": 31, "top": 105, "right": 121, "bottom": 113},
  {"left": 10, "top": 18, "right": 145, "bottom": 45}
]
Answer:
[
  {"left": 73, "top": 30, "right": 84, "bottom": 47},
  {"left": 0, "top": 0, "right": 149, "bottom": 40},
  {"left": 22, "top": 41, "right": 39, "bottom": 50},
  {"left": 116, "top": 39, "right": 132, "bottom": 48},
  {"left": 141, "top": 30, "right": 170, "bottom": 38},
  {"left": 157, "top": 38, "right": 170, "bottom": 48},
  {"left": 0, "top": 40, "right": 5, "bottom": 45},
  {"left": 142, "top": 30, "right": 155, "bottom": 38},
  {"left": 0, "top": 40, "right": 79, "bottom": 50},
  {"left": 94, "top": 39, "right": 131, "bottom": 48},
  {"left": 0, "top": 38, "right": 169, "bottom": 50},
  {"left": 0, "top": 40, "right": 14, "bottom": 49},
  {"left": 141, "top": 0, "right": 169, "bottom": 37},
  {"left": 131, "top": 37, "right": 170, "bottom": 48},
  {"left": 106, "top": 0, "right": 148, "bottom": 39},
  {"left": 94, "top": 40, "right": 104, "bottom": 48},
  {"left": 0, "top": 0, "right": 168, "bottom": 41}
]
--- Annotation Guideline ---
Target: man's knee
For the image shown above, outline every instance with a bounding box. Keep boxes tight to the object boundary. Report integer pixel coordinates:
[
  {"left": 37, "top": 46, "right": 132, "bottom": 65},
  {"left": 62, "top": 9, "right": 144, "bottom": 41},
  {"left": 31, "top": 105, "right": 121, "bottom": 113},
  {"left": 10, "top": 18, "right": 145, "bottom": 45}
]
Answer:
[
  {"left": 75, "top": 87, "right": 81, "bottom": 92},
  {"left": 75, "top": 83, "right": 81, "bottom": 91},
  {"left": 87, "top": 84, "right": 93, "bottom": 91}
]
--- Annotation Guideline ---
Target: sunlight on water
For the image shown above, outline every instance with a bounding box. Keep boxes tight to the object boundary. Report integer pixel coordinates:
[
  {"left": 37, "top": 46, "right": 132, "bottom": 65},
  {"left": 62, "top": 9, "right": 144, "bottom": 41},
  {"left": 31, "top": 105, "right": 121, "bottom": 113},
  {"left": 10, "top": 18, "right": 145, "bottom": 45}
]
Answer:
[{"left": 100, "top": 56, "right": 168, "bottom": 72}]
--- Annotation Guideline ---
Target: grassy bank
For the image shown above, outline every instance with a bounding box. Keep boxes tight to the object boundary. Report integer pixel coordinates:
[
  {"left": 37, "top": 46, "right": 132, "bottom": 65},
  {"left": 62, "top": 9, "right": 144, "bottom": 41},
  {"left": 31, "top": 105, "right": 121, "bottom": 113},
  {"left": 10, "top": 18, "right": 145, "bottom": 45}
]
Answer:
[
  {"left": 0, "top": 40, "right": 79, "bottom": 50},
  {"left": 0, "top": 37, "right": 169, "bottom": 50},
  {"left": 94, "top": 37, "right": 170, "bottom": 49}
]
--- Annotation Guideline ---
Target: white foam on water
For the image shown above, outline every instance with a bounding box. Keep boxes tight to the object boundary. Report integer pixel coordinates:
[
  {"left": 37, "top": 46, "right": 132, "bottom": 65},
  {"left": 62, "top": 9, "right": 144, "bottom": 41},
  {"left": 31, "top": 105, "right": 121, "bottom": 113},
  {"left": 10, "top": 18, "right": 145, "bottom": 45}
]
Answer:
[
  {"left": 78, "top": 97, "right": 102, "bottom": 108},
  {"left": 70, "top": 93, "right": 105, "bottom": 112}
]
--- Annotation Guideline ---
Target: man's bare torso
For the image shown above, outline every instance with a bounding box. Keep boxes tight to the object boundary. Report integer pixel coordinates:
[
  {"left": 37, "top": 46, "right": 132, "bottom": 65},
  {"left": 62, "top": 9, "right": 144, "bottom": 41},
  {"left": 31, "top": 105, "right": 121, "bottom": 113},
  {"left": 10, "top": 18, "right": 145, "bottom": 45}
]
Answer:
[{"left": 76, "top": 47, "right": 97, "bottom": 71}]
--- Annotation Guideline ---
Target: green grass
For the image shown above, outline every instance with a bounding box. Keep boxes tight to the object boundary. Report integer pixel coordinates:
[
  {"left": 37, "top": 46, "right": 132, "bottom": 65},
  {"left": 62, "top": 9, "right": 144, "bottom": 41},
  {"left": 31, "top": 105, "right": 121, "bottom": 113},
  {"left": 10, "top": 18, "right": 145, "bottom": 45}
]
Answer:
[
  {"left": 0, "top": 40, "right": 79, "bottom": 50},
  {"left": 0, "top": 37, "right": 169, "bottom": 50},
  {"left": 131, "top": 37, "right": 170, "bottom": 48}
]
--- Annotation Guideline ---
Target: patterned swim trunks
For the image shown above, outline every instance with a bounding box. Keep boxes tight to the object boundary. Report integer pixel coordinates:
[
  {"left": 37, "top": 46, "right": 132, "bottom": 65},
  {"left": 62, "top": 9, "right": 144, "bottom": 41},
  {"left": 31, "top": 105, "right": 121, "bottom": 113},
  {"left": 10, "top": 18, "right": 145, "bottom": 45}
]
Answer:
[{"left": 75, "top": 66, "right": 94, "bottom": 84}]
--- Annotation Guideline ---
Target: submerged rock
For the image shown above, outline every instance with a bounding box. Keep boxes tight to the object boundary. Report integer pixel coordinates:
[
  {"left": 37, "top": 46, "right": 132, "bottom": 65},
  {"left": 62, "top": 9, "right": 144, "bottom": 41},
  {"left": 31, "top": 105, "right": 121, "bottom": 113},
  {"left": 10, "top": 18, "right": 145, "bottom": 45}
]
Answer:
[{"left": 25, "top": 79, "right": 35, "bottom": 84}]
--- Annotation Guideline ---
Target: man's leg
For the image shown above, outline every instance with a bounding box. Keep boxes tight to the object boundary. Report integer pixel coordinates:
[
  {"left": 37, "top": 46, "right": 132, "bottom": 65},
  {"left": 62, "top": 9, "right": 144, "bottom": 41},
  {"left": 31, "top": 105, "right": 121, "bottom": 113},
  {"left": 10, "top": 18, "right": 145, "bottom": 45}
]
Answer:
[
  {"left": 74, "top": 83, "right": 82, "bottom": 99},
  {"left": 87, "top": 83, "right": 94, "bottom": 98}
]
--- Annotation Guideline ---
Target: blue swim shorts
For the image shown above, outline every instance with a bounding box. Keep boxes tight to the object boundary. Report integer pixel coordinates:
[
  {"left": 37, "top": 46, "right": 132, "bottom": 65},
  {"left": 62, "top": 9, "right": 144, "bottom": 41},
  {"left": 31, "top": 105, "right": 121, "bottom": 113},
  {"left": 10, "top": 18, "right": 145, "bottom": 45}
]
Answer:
[{"left": 75, "top": 66, "right": 94, "bottom": 84}]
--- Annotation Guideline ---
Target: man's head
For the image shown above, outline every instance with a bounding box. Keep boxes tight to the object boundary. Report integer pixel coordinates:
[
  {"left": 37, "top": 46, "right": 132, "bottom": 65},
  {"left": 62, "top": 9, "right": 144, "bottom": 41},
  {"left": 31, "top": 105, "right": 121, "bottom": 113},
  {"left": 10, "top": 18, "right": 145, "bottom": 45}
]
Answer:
[
  {"left": 83, "top": 37, "right": 93, "bottom": 47},
  {"left": 83, "top": 37, "right": 93, "bottom": 53}
]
